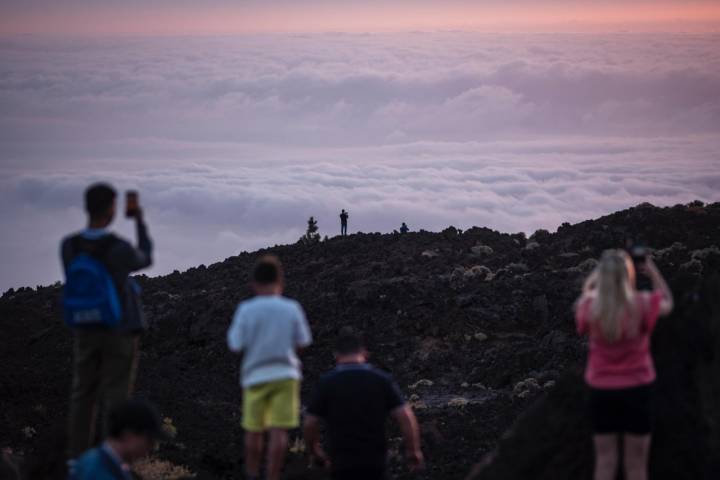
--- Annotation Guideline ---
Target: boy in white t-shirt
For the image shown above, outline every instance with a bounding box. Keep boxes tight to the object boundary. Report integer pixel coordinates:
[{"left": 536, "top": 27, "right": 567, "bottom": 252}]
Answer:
[{"left": 227, "top": 255, "right": 312, "bottom": 480}]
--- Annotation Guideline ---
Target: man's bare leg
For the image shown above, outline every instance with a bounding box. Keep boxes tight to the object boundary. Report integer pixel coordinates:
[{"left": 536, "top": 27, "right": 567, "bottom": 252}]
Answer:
[
  {"left": 244, "top": 431, "right": 264, "bottom": 479},
  {"left": 266, "top": 428, "right": 288, "bottom": 480}
]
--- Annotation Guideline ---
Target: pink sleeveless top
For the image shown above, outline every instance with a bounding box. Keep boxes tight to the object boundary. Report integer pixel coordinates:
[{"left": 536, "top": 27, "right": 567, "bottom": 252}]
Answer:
[{"left": 575, "top": 291, "right": 663, "bottom": 389}]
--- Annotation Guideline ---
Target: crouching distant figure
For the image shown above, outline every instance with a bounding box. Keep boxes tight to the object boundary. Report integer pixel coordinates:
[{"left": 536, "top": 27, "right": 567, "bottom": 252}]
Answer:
[
  {"left": 304, "top": 328, "right": 424, "bottom": 480},
  {"left": 575, "top": 250, "right": 673, "bottom": 480}
]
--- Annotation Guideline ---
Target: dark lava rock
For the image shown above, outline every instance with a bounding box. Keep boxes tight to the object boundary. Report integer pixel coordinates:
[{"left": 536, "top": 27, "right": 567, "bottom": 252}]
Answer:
[{"left": 1, "top": 202, "right": 719, "bottom": 479}]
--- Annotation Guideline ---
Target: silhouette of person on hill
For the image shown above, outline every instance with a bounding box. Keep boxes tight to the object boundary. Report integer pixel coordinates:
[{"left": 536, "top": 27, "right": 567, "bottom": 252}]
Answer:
[
  {"left": 575, "top": 250, "right": 673, "bottom": 480},
  {"left": 61, "top": 184, "right": 153, "bottom": 460},
  {"left": 340, "top": 209, "right": 349, "bottom": 236},
  {"left": 400, "top": 222, "right": 409, "bottom": 234},
  {"left": 304, "top": 328, "right": 424, "bottom": 480}
]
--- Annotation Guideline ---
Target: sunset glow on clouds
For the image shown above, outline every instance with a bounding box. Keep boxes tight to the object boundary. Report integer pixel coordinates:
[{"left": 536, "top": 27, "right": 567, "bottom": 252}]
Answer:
[
  {"left": 2, "top": 0, "right": 720, "bottom": 35},
  {"left": 0, "top": 3, "right": 719, "bottom": 290}
]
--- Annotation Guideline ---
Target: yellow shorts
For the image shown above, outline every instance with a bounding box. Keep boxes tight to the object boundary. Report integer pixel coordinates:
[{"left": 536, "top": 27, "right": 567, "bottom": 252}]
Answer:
[{"left": 242, "top": 379, "right": 300, "bottom": 432}]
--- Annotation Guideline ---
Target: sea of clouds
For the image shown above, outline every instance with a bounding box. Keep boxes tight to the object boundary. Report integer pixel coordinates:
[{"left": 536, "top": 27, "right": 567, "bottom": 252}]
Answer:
[{"left": 1, "top": 32, "right": 719, "bottom": 291}]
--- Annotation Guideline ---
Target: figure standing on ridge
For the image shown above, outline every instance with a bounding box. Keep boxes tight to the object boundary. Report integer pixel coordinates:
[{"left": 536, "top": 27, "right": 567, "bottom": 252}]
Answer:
[
  {"left": 575, "top": 250, "right": 673, "bottom": 480},
  {"left": 400, "top": 222, "right": 409, "bottom": 234},
  {"left": 340, "top": 209, "right": 349, "bottom": 236},
  {"left": 304, "top": 328, "right": 424, "bottom": 480},
  {"left": 227, "top": 255, "right": 313, "bottom": 480},
  {"left": 61, "top": 184, "right": 153, "bottom": 460}
]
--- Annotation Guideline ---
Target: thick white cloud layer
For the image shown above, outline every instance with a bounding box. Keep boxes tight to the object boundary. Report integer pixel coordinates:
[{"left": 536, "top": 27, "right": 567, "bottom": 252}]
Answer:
[{"left": 1, "top": 33, "right": 719, "bottom": 291}]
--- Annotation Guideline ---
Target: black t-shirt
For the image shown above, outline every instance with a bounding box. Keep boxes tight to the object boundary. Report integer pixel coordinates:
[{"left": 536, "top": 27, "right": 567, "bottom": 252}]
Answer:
[{"left": 307, "top": 363, "right": 405, "bottom": 471}]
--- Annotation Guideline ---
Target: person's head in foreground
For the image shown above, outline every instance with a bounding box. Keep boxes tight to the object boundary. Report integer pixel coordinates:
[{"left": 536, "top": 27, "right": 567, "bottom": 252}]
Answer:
[
  {"left": 85, "top": 183, "right": 117, "bottom": 228},
  {"left": 252, "top": 255, "right": 284, "bottom": 295},
  {"left": 70, "top": 400, "right": 165, "bottom": 479},
  {"left": 304, "top": 327, "right": 424, "bottom": 479},
  {"left": 106, "top": 400, "right": 164, "bottom": 461},
  {"left": 576, "top": 249, "right": 673, "bottom": 480},
  {"left": 334, "top": 326, "right": 368, "bottom": 363}
]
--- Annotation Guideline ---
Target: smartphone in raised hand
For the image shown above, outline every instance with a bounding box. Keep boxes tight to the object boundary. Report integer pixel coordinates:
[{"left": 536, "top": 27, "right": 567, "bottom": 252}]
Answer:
[{"left": 125, "top": 190, "right": 139, "bottom": 218}]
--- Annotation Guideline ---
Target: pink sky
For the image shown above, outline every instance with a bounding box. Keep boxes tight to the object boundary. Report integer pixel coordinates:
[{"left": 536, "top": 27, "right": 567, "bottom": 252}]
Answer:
[
  {"left": 1, "top": 3, "right": 719, "bottom": 290},
  {"left": 2, "top": 0, "right": 720, "bottom": 35}
]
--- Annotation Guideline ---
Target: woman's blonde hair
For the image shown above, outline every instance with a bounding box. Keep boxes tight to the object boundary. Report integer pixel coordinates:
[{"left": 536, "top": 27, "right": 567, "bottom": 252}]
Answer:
[{"left": 589, "top": 249, "right": 638, "bottom": 342}]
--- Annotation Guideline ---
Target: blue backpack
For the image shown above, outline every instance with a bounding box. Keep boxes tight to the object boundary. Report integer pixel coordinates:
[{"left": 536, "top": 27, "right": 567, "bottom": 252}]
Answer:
[{"left": 63, "top": 237, "right": 122, "bottom": 328}]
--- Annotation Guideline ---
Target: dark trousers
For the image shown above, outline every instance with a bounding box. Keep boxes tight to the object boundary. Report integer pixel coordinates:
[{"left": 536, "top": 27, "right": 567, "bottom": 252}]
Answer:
[
  {"left": 341, "top": 223, "right": 347, "bottom": 236},
  {"left": 67, "top": 330, "right": 139, "bottom": 458}
]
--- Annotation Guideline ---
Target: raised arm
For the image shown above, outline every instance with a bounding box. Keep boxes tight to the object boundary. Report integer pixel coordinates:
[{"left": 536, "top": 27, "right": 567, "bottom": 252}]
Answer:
[
  {"left": 391, "top": 405, "right": 424, "bottom": 472},
  {"left": 110, "top": 214, "right": 153, "bottom": 272},
  {"left": 134, "top": 212, "right": 153, "bottom": 266},
  {"left": 582, "top": 269, "right": 598, "bottom": 296},
  {"left": 642, "top": 257, "right": 674, "bottom": 316}
]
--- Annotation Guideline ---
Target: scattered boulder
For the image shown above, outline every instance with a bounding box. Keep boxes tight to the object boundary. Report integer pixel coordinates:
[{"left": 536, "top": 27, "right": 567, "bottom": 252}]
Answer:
[
  {"left": 576, "top": 258, "right": 598, "bottom": 273},
  {"left": 655, "top": 242, "right": 687, "bottom": 257},
  {"left": 680, "top": 259, "right": 703, "bottom": 275},
  {"left": 541, "top": 330, "right": 568, "bottom": 351},
  {"left": 447, "top": 397, "right": 470, "bottom": 408},
  {"left": 464, "top": 265, "right": 492, "bottom": 280},
  {"left": 409, "top": 379, "right": 435, "bottom": 389},
  {"left": 505, "top": 263, "right": 529, "bottom": 273},
  {"left": 473, "top": 332, "right": 489, "bottom": 342},
  {"left": 524, "top": 241, "right": 541, "bottom": 251},
  {"left": 408, "top": 393, "right": 427, "bottom": 410},
  {"left": 450, "top": 267, "right": 467, "bottom": 286},
  {"left": 471, "top": 244, "right": 494, "bottom": 256},
  {"left": 512, "top": 378, "right": 541, "bottom": 399},
  {"left": 691, "top": 246, "right": 720, "bottom": 261}
]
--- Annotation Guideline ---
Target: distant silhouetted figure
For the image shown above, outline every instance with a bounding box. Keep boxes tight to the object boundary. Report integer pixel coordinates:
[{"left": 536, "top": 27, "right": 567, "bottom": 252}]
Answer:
[
  {"left": 400, "top": 222, "right": 409, "bottom": 234},
  {"left": 304, "top": 328, "right": 424, "bottom": 479},
  {"left": 575, "top": 250, "right": 673, "bottom": 480},
  {"left": 340, "top": 209, "right": 349, "bottom": 236},
  {"left": 61, "top": 183, "right": 153, "bottom": 459},
  {"left": 69, "top": 400, "right": 167, "bottom": 480}
]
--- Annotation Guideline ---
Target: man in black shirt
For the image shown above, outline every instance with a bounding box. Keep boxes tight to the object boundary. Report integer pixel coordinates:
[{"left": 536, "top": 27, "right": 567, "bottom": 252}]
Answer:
[{"left": 304, "top": 329, "right": 424, "bottom": 480}]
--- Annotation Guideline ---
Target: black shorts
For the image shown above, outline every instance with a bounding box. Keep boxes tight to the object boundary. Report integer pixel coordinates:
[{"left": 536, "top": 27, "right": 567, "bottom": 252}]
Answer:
[{"left": 589, "top": 384, "right": 653, "bottom": 434}]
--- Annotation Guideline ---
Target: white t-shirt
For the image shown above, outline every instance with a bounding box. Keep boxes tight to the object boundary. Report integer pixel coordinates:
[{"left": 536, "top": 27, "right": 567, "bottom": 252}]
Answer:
[{"left": 227, "top": 295, "right": 312, "bottom": 388}]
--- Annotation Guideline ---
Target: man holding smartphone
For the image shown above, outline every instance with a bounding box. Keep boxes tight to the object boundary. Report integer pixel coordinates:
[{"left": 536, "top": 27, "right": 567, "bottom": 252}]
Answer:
[{"left": 61, "top": 183, "right": 153, "bottom": 460}]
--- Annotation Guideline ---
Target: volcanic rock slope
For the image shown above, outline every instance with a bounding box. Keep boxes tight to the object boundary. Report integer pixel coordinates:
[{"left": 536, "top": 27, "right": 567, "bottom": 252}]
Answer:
[{"left": 1, "top": 202, "right": 719, "bottom": 480}]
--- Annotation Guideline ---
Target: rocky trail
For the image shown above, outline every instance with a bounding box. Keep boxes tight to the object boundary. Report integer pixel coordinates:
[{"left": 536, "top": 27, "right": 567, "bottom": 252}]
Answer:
[{"left": 1, "top": 202, "right": 719, "bottom": 479}]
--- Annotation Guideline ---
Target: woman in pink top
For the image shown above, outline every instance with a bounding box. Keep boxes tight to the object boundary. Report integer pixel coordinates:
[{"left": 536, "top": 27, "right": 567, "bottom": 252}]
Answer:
[{"left": 575, "top": 250, "right": 673, "bottom": 480}]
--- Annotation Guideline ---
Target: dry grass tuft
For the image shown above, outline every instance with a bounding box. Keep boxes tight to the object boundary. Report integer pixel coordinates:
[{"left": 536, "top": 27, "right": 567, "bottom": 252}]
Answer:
[{"left": 133, "top": 457, "right": 196, "bottom": 480}]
